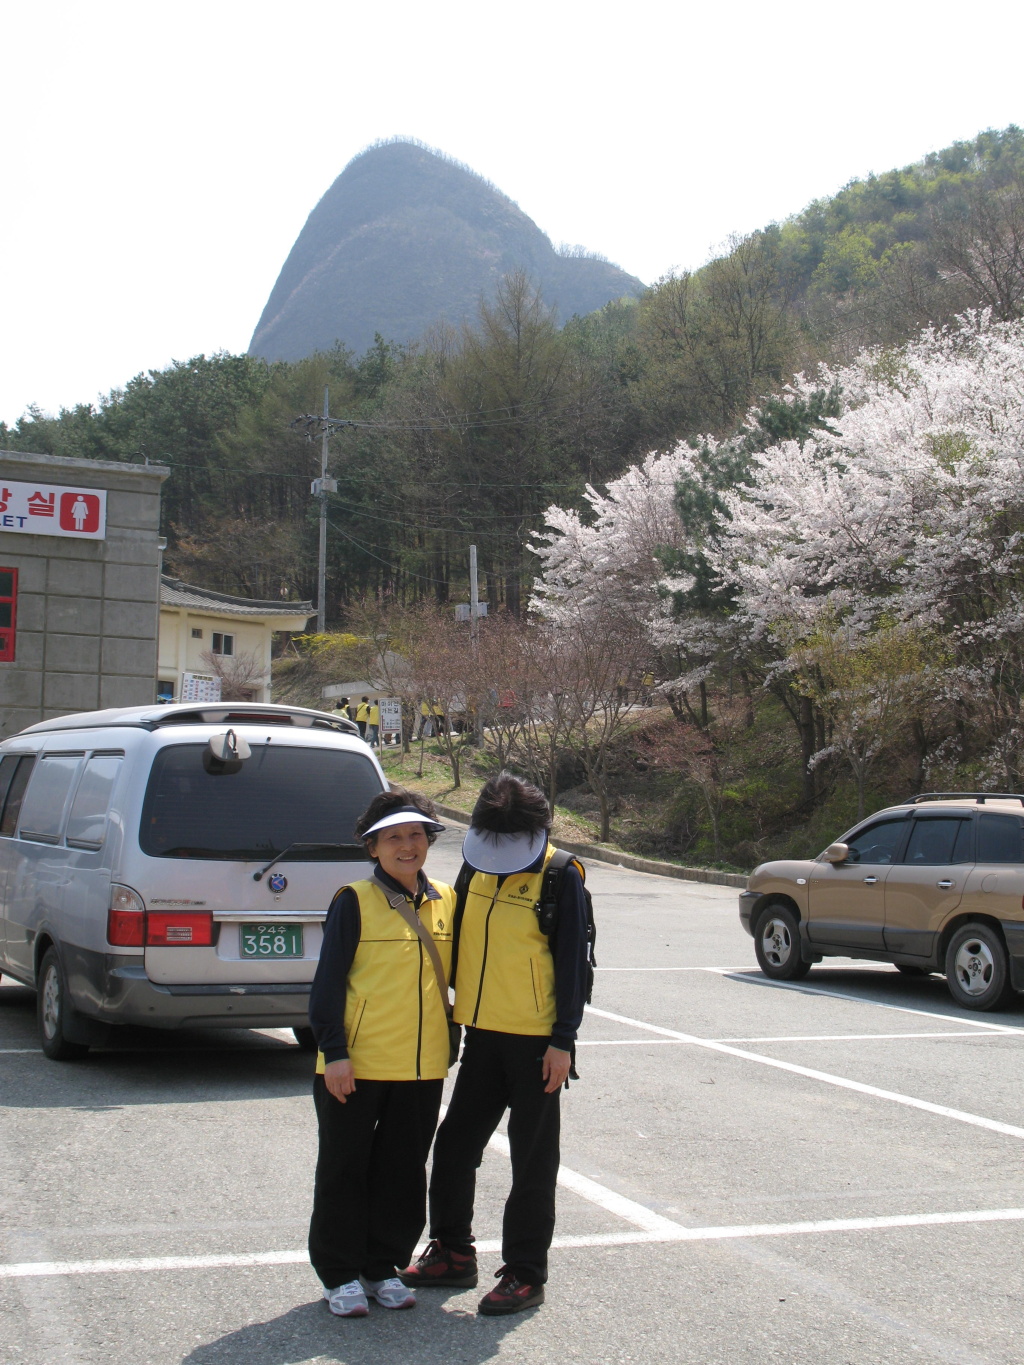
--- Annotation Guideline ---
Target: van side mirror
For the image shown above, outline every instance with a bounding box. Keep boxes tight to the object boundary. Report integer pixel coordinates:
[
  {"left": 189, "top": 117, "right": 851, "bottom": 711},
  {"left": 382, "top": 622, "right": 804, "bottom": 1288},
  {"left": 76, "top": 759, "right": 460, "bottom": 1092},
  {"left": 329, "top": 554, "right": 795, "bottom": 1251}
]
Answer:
[
  {"left": 822, "top": 843, "right": 849, "bottom": 864},
  {"left": 203, "top": 729, "right": 251, "bottom": 775}
]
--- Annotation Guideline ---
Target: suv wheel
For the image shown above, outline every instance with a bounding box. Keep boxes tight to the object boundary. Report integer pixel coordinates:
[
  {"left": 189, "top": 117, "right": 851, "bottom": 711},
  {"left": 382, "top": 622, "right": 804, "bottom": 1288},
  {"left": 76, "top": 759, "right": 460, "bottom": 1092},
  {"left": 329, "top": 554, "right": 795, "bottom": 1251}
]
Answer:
[
  {"left": 944, "top": 923, "right": 1013, "bottom": 1011},
  {"left": 37, "top": 947, "right": 90, "bottom": 1060},
  {"left": 753, "top": 903, "right": 811, "bottom": 981}
]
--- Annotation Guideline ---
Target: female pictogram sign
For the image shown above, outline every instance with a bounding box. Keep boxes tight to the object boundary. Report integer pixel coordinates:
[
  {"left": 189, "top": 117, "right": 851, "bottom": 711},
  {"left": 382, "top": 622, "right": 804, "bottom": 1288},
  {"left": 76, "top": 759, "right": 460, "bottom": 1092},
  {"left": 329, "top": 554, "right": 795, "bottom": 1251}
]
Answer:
[{"left": 58, "top": 492, "right": 101, "bottom": 534}]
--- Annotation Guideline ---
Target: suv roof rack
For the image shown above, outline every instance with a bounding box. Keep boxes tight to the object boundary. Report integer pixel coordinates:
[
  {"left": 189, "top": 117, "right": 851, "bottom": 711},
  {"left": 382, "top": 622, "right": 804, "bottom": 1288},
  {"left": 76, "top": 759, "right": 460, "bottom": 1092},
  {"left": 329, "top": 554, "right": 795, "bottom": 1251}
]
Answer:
[
  {"left": 908, "top": 791, "right": 1024, "bottom": 806},
  {"left": 19, "top": 702, "right": 360, "bottom": 738},
  {"left": 147, "top": 706, "right": 358, "bottom": 735}
]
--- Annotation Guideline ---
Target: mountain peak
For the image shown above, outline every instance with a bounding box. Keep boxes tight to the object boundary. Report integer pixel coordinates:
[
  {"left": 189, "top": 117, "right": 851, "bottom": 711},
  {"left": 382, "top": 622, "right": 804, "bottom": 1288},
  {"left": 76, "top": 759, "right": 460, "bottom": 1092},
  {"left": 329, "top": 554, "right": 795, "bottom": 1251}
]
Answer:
[{"left": 248, "top": 139, "right": 644, "bottom": 361}]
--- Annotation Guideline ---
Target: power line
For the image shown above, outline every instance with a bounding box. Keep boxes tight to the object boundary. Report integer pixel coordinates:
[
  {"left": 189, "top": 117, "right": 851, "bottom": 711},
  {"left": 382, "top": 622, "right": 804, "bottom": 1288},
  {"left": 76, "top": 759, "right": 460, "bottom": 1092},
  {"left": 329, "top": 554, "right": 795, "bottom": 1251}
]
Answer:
[
  {"left": 326, "top": 518, "right": 459, "bottom": 586},
  {"left": 289, "top": 409, "right": 556, "bottom": 437}
]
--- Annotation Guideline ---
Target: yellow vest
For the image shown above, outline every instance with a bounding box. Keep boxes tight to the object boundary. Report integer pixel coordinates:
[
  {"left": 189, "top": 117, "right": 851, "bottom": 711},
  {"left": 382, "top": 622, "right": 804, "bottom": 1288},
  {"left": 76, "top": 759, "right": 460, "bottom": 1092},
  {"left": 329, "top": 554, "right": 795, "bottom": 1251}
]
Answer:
[
  {"left": 453, "top": 845, "right": 557, "bottom": 1036},
  {"left": 368, "top": 704, "right": 379, "bottom": 725},
  {"left": 316, "top": 878, "right": 455, "bottom": 1080},
  {"left": 356, "top": 702, "right": 370, "bottom": 722}
]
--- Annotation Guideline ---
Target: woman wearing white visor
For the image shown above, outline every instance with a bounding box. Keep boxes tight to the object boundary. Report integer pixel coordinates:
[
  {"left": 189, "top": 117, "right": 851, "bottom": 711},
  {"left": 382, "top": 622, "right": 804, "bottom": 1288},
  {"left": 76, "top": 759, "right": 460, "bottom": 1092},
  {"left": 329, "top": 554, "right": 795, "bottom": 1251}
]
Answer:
[{"left": 308, "top": 787, "right": 455, "bottom": 1318}]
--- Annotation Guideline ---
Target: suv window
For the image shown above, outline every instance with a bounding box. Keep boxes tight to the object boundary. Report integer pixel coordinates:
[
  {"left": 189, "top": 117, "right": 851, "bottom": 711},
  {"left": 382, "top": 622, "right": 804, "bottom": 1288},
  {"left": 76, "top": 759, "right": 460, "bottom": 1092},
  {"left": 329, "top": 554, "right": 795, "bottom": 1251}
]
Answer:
[
  {"left": 977, "top": 812, "right": 1024, "bottom": 863},
  {"left": 140, "top": 743, "right": 384, "bottom": 861},
  {"left": 844, "top": 819, "right": 907, "bottom": 864},
  {"left": 902, "top": 816, "right": 973, "bottom": 865},
  {"left": 18, "top": 753, "right": 83, "bottom": 844},
  {"left": 66, "top": 753, "right": 123, "bottom": 849}
]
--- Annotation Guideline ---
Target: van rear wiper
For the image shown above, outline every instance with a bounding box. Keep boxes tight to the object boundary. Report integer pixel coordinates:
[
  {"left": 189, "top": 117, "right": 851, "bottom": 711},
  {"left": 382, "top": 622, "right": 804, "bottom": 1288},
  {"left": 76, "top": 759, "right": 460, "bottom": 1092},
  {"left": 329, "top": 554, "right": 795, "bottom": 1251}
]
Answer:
[{"left": 252, "top": 842, "right": 361, "bottom": 881}]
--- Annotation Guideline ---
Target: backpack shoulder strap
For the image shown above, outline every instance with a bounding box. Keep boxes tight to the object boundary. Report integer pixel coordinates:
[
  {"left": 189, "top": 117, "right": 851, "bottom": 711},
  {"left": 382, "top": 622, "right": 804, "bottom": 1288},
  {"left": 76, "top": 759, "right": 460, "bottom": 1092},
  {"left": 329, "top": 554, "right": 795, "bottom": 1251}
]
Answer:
[
  {"left": 449, "top": 860, "right": 474, "bottom": 986},
  {"left": 546, "top": 847, "right": 585, "bottom": 879}
]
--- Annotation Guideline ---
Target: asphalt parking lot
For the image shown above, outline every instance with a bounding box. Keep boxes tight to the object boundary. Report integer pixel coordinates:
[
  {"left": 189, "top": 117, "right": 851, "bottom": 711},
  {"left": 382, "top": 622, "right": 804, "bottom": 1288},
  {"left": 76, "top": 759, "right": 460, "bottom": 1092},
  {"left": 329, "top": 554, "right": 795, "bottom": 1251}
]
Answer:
[{"left": 3, "top": 825, "right": 1024, "bottom": 1365}]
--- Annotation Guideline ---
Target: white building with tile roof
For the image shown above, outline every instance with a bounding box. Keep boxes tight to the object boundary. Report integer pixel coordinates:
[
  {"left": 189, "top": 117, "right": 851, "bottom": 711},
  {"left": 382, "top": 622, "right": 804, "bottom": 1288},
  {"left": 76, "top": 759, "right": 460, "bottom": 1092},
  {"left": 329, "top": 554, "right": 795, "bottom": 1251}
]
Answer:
[{"left": 158, "top": 577, "right": 313, "bottom": 704}]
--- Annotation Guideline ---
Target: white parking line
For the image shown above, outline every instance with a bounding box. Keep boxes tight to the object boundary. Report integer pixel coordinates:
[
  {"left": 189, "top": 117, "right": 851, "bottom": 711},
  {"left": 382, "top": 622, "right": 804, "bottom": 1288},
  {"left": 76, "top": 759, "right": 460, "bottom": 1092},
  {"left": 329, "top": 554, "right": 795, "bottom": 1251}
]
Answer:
[
  {"left": 6, "top": 1207, "right": 1024, "bottom": 1279},
  {"left": 577, "top": 1031, "right": 1009, "bottom": 1045},
  {"left": 711, "top": 971, "right": 1024, "bottom": 1034},
  {"left": 576, "top": 1038, "right": 688, "bottom": 1046},
  {"left": 450, "top": 1105, "right": 685, "bottom": 1236},
  {"left": 710, "top": 1031, "right": 1010, "bottom": 1043},
  {"left": 586, "top": 1004, "right": 1024, "bottom": 1141}
]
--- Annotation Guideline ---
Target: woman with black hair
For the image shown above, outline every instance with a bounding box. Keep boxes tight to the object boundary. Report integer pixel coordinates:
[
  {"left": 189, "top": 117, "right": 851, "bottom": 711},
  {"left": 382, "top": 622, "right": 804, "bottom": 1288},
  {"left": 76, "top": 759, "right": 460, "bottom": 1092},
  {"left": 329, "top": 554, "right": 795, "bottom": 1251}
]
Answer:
[
  {"left": 307, "top": 785, "right": 455, "bottom": 1318},
  {"left": 401, "top": 773, "right": 590, "bottom": 1316}
]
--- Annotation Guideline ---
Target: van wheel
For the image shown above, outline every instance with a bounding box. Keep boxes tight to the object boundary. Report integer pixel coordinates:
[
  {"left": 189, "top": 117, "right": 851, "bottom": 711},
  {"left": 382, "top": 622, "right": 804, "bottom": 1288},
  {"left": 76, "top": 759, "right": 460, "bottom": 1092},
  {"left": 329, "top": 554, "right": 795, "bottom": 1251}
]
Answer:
[
  {"left": 944, "top": 923, "right": 1013, "bottom": 1011},
  {"left": 37, "top": 948, "right": 90, "bottom": 1060},
  {"left": 292, "top": 1026, "right": 317, "bottom": 1052},
  {"left": 753, "top": 903, "right": 811, "bottom": 981}
]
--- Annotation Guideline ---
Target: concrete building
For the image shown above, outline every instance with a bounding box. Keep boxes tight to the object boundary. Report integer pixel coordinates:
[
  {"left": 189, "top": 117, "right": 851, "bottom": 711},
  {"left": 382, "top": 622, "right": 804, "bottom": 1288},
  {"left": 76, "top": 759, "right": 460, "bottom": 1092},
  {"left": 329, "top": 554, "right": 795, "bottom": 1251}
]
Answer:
[
  {"left": 0, "top": 450, "right": 169, "bottom": 738},
  {"left": 158, "top": 578, "right": 313, "bottom": 703}
]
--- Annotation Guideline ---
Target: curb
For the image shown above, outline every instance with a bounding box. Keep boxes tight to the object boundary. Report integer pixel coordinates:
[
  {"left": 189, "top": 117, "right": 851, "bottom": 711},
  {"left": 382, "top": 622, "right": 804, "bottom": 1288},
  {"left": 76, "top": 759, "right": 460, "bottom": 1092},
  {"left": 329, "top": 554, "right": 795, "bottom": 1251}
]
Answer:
[{"left": 426, "top": 800, "right": 749, "bottom": 889}]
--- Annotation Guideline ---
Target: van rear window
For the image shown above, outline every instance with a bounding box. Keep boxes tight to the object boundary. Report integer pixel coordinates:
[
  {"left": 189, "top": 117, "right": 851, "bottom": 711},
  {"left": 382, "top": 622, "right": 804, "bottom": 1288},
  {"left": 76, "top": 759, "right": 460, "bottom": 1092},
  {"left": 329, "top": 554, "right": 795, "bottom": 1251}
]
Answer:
[{"left": 140, "top": 743, "right": 384, "bottom": 860}]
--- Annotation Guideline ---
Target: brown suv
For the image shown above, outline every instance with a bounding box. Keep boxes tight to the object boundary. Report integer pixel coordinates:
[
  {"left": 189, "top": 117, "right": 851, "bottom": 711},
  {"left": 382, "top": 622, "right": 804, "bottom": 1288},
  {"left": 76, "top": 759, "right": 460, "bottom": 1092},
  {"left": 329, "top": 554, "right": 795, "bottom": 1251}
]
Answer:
[{"left": 739, "top": 794, "right": 1024, "bottom": 1011}]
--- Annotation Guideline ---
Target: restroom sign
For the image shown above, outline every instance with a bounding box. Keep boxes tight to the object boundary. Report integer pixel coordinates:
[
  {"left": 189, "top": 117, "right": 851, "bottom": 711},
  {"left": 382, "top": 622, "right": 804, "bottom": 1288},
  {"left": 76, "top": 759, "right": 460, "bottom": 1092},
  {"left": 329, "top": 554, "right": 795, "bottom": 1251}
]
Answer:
[{"left": 0, "top": 480, "right": 107, "bottom": 540}]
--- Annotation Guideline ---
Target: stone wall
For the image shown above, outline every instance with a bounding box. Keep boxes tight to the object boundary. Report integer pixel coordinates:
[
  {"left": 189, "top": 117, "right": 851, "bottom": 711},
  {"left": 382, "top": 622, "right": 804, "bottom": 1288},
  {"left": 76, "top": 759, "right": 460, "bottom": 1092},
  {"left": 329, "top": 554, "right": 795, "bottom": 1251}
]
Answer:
[{"left": 0, "top": 451, "right": 169, "bottom": 737}]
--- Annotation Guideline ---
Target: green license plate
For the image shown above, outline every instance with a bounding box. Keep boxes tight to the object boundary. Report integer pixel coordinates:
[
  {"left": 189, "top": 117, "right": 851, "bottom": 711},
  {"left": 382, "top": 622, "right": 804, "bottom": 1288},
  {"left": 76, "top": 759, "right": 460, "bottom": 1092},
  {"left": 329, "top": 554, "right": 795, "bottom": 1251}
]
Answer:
[{"left": 240, "top": 923, "right": 304, "bottom": 958}]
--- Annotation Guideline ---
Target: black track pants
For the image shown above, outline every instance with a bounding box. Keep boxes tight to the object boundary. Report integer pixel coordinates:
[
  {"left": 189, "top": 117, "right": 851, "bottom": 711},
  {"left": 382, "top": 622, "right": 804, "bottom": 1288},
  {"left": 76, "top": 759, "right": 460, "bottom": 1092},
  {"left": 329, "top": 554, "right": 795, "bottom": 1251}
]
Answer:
[
  {"left": 308, "top": 1075, "right": 443, "bottom": 1288},
  {"left": 428, "top": 1028, "right": 560, "bottom": 1284}
]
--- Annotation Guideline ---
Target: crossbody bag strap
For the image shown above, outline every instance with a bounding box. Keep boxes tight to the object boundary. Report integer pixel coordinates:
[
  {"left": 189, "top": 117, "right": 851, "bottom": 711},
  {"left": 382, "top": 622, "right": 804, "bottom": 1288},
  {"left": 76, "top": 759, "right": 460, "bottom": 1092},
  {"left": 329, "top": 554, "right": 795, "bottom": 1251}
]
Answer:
[{"left": 382, "top": 888, "right": 452, "bottom": 1018}]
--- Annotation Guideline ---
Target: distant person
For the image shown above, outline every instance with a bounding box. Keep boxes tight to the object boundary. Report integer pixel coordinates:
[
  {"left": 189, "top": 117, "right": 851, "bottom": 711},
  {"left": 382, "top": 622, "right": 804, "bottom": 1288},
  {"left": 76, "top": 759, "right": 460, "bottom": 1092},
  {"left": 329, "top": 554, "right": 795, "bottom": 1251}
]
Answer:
[
  {"left": 355, "top": 697, "right": 370, "bottom": 738},
  {"left": 334, "top": 696, "right": 350, "bottom": 721},
  {"left": 402, "top": 773, "right": 590, "bottom": 1316},
  {"left": 308, "top": 787, "right": 455, "bottom": 1317},
  {"left": 418, "top": 700, "right": 433, "bottom": 739},
  {"left": 367, "top": 700, "right": 380, "bottom": 746}
]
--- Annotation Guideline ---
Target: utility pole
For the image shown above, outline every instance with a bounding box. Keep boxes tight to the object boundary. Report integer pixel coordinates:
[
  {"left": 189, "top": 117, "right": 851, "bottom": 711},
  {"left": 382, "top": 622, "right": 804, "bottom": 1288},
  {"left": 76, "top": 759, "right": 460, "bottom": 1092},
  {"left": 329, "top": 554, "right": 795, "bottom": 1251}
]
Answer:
[
  {"left": 469, "top": 543, "right": 481, "bottom": 653},
  {"left": 310, "top": 387, "right": 338, "bottom": 634}
]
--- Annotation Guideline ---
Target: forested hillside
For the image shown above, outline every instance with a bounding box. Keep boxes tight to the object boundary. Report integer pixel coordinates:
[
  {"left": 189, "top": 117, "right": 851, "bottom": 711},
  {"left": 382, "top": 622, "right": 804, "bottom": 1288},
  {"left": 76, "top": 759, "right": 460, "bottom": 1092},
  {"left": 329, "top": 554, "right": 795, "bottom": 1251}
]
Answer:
[{"left": 3, "top": 126, "right": 1022, "bottom": 625}]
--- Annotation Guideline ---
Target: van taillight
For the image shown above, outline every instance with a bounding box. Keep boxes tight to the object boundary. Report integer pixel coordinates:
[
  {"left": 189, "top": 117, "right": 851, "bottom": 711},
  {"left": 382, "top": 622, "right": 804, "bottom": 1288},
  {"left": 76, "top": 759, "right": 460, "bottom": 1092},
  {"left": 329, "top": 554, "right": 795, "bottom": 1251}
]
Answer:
[
  {"left": 107, "top": 885, "right": 145, "bottom": 946},
  {"left": 145, "top": 912, "right": 214, "bottom": 946}
]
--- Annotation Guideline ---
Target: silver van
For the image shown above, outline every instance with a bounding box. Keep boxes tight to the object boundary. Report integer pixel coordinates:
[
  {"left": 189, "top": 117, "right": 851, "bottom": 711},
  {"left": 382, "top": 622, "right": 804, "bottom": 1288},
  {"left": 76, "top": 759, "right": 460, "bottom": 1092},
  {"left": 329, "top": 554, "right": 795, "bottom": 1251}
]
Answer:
[{"left": 0, "top": 702, "right": 385, "bottom": 1059}]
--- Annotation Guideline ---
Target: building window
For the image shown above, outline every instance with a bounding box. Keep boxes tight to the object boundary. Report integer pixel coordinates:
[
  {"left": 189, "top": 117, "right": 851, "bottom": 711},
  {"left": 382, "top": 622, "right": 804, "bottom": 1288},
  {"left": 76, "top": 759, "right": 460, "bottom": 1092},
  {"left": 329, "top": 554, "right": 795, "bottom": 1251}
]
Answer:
[
  {"left": 212, "top": 632, "right": 234, "bottom": 656},
  {"left": 0, "top": 568, "right": 18, "bottom": 662},
  {"left": 156, "top": 680, "right": 175, "bottom": 702},
  {"left": 191, "top": 628, "right": 203, "bottom": 639}
]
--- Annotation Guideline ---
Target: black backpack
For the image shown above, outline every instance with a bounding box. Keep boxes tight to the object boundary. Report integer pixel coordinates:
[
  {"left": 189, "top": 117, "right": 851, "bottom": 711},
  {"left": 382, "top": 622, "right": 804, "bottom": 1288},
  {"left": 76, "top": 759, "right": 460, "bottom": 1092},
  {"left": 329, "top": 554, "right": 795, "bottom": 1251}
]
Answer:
[{"left": 451, "top": 848, "right": 596, "bottom": 1004}]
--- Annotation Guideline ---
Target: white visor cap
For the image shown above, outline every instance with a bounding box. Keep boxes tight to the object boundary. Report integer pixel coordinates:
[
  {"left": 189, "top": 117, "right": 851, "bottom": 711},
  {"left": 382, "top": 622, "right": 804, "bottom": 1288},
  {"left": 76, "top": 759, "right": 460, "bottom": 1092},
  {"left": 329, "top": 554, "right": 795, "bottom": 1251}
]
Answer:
[
  {"left": 462, "top": 826, "right": 548, "bottom": 875},
  {"left": 361, "top": 807, "right": 446, "bottom": 838}
]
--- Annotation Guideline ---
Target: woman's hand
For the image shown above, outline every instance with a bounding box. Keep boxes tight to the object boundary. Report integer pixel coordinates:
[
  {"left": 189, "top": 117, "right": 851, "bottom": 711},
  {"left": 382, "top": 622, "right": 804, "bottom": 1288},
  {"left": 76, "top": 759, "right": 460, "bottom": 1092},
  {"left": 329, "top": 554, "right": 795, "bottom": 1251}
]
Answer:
[
  {"left": 542, "top": 1046, "right": 571, "bottom": 1093},
  {"left": 324, "top": 1058, "right": 356, "bottom": 1103}
]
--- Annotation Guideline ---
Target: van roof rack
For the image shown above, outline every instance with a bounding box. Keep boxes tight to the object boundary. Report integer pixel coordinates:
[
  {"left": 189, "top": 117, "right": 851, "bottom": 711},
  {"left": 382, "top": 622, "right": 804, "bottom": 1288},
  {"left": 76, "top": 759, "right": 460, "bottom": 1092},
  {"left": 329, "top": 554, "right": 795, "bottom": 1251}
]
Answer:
[{"left": 908, "top": 791, "right": 1024, "bottom": 806}]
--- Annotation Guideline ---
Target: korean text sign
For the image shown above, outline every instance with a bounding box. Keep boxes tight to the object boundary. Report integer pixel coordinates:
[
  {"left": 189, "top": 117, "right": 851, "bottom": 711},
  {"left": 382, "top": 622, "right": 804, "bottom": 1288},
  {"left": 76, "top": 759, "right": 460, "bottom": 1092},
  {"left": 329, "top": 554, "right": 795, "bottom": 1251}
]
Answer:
[{"left": 0, "top": 480, "right": 107, "bottom": 540}]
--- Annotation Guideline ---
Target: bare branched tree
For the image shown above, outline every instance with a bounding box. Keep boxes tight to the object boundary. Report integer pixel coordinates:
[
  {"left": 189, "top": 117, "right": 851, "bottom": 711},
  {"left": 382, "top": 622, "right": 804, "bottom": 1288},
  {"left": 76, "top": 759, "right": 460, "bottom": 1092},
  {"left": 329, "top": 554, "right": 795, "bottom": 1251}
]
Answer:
[{"left": 199, "top": 647, "right": 268, "bottom": 702}]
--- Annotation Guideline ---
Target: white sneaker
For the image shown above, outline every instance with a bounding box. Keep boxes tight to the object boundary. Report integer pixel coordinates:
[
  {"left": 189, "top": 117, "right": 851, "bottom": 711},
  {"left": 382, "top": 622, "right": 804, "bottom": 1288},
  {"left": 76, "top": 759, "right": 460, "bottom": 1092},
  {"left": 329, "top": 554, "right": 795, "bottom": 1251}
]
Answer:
[
  {"left": 323, "top": 1280, "right": 369, "bottom": 1317},
  {"left": 362, "top": 1275, "right": 416, "bottom": 1309}
]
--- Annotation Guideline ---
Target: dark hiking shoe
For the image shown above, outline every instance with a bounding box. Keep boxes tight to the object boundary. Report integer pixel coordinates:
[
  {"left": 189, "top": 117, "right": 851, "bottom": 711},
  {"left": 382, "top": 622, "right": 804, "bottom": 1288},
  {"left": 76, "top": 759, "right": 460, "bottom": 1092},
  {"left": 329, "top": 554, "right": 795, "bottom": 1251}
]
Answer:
[
  {"left": 399, "top": 1239, "right": 478, "bottom": 1289},
  {"left": 477, "top": 1267, "right": 545, "bottom": 1316}
]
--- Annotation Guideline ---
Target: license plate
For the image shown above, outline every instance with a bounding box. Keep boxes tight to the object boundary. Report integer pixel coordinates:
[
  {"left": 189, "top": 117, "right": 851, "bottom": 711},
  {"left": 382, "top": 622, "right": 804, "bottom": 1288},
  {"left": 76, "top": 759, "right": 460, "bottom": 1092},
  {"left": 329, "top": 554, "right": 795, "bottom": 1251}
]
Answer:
[{"left": 240, "top": 923, "right": 304, "bottom": 958}]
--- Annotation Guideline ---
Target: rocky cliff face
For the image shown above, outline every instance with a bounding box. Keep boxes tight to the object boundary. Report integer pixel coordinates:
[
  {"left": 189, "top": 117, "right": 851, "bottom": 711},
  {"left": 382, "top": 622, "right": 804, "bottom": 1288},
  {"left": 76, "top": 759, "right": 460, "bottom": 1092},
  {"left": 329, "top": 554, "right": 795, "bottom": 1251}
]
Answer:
[{"left": 249, "top": 140, "right": 644, "bottom": 361}]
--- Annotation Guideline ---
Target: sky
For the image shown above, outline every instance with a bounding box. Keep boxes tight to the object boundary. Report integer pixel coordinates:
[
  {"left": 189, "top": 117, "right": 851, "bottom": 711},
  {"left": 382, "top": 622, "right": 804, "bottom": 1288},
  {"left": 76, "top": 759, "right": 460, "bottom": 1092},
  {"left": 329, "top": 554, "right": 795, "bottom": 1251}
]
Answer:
[{"left": 2, "top": 0, "right": 1023, "bottom": 426}]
